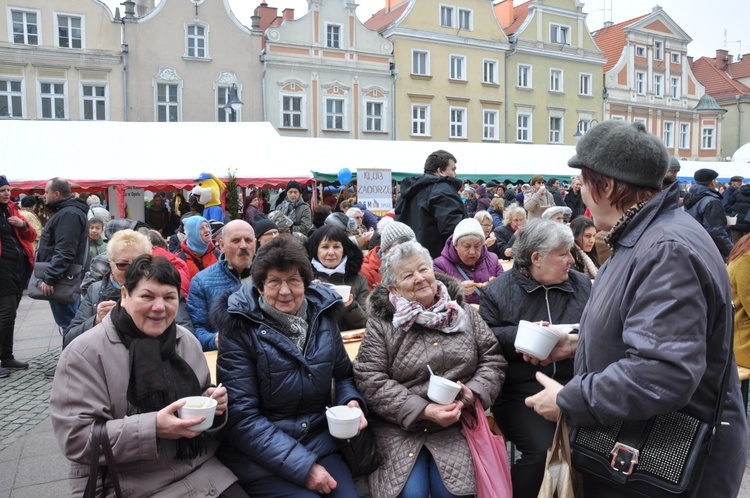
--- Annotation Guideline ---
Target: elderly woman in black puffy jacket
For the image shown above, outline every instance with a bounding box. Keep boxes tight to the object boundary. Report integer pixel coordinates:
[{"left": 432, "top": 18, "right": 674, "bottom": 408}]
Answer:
[
  {"left": 480, "top": 218, "right": 591, "bottom": 498},
  {"left": 214, "top": 236, "right": 367, "bottom": 497}
]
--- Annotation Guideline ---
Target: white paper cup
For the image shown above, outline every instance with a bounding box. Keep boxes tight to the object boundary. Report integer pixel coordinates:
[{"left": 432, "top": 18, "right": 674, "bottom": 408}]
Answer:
[
  {"left": 427, "top": 375, "right": 461, "bottom": 404},
  {"left": 514, "top": 320, "right": 561, "bottom": 359},
  {"left": 727, "top": 215, "right": 738, "bottom": 226},
  {"left": 326, "top": 405, "right": 362, "bottom": 439},
  {"left": 332, "top": 285, "right": 352, "bottom": 302},
  {"left": 178, "top": 396, "right": 217, "bottom": 432}
]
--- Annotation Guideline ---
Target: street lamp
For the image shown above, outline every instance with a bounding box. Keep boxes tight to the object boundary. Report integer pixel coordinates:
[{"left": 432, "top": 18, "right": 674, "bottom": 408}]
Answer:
[
  {"left": 224, "top": 83, "right": 243, "bottom": 122},
  {"left": 574, "top": 118, "right": 599, "bottom": 141}
]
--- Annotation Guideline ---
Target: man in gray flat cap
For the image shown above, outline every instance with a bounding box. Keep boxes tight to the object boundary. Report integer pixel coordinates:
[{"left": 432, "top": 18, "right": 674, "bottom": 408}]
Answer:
[{"left": 684, "top": 168, "right": 733, "bottom": 260}]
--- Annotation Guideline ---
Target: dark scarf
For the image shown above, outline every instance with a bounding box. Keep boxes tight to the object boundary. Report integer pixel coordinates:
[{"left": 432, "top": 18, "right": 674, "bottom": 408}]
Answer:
[
  {"left": 110, "top": 303, "right": 205, "bottom": 460},
  {"left": 279, "top": 198, "right": 302, "bottom": 223}
]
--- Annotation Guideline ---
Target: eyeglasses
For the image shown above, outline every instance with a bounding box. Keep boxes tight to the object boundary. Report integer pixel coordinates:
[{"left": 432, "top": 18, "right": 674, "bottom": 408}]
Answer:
[
  {"left": 480, "top": 223, "right": 493, "bottom": 228},
  {"left": 264, "top": 276, "right": 304, "bottom": 290},
  {"left": 114, "top": 262, "right": 131, "bottom": 271}
]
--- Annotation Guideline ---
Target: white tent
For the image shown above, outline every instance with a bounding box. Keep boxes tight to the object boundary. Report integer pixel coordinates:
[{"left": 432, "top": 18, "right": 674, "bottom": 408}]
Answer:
[{"left": 732, "top": 142, "right": 750, "bottom": 163}]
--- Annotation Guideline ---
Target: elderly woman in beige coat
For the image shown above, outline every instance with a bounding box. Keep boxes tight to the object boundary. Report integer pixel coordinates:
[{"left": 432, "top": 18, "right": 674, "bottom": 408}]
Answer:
[
  {"left": 354, "top": 241, "right": 506, "bottom": 498},
  {"left": 50, "top": 255, "right": 245, "bottom": 498}
]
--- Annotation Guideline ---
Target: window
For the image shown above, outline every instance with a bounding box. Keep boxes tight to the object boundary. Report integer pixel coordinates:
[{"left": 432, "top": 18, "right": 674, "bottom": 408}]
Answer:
[
  {"left": 483, "top": 59, "right": 498, "bottom": 84},
  {"left": 325, "top": 98, "right": 344, "bottom": 130},
  {"left": 11, "top": 9, "right": 39, "bottom": 45},
  {"left": 0, "top": 80, "right": 23, "bottom": 118},
  {"left": 440, "top": 5, "right": 454, "bottom": 27},
  {"left": 282, "top": 95, "right": 302, "bottom": 128},
  {"left": 549, "top": 116, "right": 562, "bottom": 143},
  {"left": 450, "top": 55, "right": 465, "bottom": 80},
  {"left": 577, "top": 119, "right": 592, "bottom": 134},
  {"left": 550, "top": 69, "right": 563, "bottom": 92},
  {"left": 550, "top": 24, "right": 569, "bottom": 44},
  {"left": 671, "top": 52, "right": 680, "bottom": 64},
  {"left": 636, "top": 45, "right": 646, "bottom": 57},
  {"left": 579, "top": 73, "right": 592, "bottom": 96},
  {"left": 365, "top": 101, "right": 383, "bottom": 132},
  {"left": 82, "top": 84, "right": 106, "bottom": 120},
  {"left": 412, "top": 50, "right": 429, "bottom": 76},
  {"left": 449, "top": 107, "right": 466, "bottom": 139},
  {"left": 483, "top": 110, "right": 499, "bottom": 140},
  {"left": 654, "top": 41, "right": 663, "bottom": 60},
  {"left": 517, "top": 112, "right": 532, "bottom": 142},
  {"left": 518, "top": 64, "right": 532, "bottom": 88},
  {"left": 326, "top": 24, "right": 341, "bottom": 49},
  {"left": 412, "top": 104, "right": 429, "bottom": 136},
  {"left": 157, "top": 83, "right": 179, "bottom": 122},
  {"left": 40, "top": 82, "right": 65, "bottom": 119},
  {"left": 679, "top": 123, "right": 690, "bottom": 149},
  {"left": 635, "top": 71, "right": 646, "bottom": 95},
  {"left": 217, "top": 86, "right": 234, "bottom": 122},
  {"left": 611, "top": 115, "right": 625, "bottom": 121},
  {"left": 701, "top": 127, "right": 715, "bottom": 149},
  {"left": 663, "top": 121, "right": 674, "bottom": 148},
  {"left": 654, "top": 74, "right": 663, "bottom": 97},
  {"left": 458, "top": 8, "right": 472, "bottom": 30},
  {"left": 187, "top": 24, "right": 206, "bottom": 58},
  {"left": 671, "top": 77, "right": 680, "bottom": 99},
  {"left": 57, "top": 15, "right": 82, "bottom": 49}
]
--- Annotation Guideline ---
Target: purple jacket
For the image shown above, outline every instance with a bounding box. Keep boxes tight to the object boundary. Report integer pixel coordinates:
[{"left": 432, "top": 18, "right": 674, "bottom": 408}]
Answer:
[{"left": 433, "top": 235, "right": 504, "bottom": 304}]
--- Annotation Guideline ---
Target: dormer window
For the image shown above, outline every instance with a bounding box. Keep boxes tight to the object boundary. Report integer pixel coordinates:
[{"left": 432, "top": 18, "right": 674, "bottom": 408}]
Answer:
[
  {"left": 550, "top": 24, "right": 569, "bottom": 45},
  {"left": 326, "top": 24, "right": 341, "bottom": 49},
  {"left": 186, "top": 24, "right": 207, "bottom": 58}
]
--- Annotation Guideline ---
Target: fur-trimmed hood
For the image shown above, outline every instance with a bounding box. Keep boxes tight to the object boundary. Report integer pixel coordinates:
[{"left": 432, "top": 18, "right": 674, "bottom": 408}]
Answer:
[{"left": 367, "top": 272, "right": 465, "bottom": 321}]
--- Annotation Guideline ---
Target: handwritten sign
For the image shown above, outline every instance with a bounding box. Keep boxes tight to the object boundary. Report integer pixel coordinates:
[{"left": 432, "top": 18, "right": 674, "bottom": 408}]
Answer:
[{"left": 356, "top": 169, "right": 392, "bottom": 214}]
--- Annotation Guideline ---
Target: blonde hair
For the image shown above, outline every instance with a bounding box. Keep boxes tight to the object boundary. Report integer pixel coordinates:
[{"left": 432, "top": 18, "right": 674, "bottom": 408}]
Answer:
[
  {"left": 503, "top": 205, "right": 527, "bottom": 227},
  {"left": 474, "top": 210, "right": 492, "bottom": 225},
  {"left": 106, "top": 229, "right": 152, "bottom": 260}
]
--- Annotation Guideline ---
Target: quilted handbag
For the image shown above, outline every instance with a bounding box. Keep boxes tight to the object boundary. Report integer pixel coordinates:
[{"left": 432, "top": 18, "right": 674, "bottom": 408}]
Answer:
[{"left": 538, "top": 414, "right": 582, "bottom": 498}]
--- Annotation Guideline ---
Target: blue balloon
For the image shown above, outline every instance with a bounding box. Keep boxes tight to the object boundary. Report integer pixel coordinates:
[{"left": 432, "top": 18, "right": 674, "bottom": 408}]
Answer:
[{"left": 338, "top": 167, "right": 352, "bottom": 185}]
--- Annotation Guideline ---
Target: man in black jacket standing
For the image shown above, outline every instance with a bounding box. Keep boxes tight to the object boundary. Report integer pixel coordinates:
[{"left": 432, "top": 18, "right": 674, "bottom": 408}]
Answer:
[
  {"left": 684, "top": 169, "right": 733, "bottom": 260},
  {"left": 395, "top": 150, "right": 467, "bottom": 258},
  {"left": 38, "top": 178, "right": 88, "bottom": 335}
]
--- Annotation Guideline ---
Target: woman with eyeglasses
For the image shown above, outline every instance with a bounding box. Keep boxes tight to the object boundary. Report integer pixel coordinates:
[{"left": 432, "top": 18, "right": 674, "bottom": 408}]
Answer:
[{"left": 214, "top": 236, "right": 368, "bottom": 496}]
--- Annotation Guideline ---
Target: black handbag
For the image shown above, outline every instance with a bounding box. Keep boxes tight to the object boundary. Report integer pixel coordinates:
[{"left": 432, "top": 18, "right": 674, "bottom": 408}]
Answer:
[
  {"left": 335, "top": 425, "right": 380, "bottom": 478},
  {"left": 27, "top": 261, "right": 84, "bottom": 304},
  {"left": 83, "top": 421, "right": 123, "bottom": 498},
  {"left": 569, "top": 355, "right": 731, "bottom": 497}
]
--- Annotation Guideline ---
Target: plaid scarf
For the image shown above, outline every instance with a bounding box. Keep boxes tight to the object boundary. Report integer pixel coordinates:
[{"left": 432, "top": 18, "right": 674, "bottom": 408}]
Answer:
[
  {"left": 258, "top": 296, "right": 309, "bottom": 353},
  {"left": 389, "top": 280, "right": 466, "bottom": 333}
]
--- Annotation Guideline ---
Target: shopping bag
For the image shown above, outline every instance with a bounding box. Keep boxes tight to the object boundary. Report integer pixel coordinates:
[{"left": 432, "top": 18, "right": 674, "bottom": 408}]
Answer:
[{"left": 538, "top": 414, "right": 582, "bottom": 498}]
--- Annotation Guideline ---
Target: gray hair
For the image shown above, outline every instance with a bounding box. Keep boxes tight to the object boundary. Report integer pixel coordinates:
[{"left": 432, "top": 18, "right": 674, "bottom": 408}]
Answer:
[
  {"left": 380, "top": 240, "right": 432, "bottom": 288},
  {"left": 345, "top": 207, "right": 363, "bottom": 218},
  {"left": 512, "top": 219, "right": 574, "bottom": 267},
  {"left": 503, "top": 205, "right": 526, "bottom": 227},
  {"left": 474, "top": 210, "right": 492, "bottom": 225}
]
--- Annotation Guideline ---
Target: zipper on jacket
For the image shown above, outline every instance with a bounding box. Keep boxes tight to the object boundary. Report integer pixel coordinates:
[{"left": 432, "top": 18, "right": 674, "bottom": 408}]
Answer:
[{"left": 543, "top": 286, "right": 558, "bottom": 379}]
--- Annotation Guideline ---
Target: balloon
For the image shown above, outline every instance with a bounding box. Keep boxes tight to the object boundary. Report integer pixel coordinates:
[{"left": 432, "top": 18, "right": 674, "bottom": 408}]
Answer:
[{"left": 338, "top": 168, "right": 352, "bottom": 185}]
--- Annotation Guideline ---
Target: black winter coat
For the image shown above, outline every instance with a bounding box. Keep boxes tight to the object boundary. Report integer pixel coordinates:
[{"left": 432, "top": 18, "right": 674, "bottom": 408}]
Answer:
[
  {"left": 684, "top": 184, "right": 733, "bottom": 258},
  {"left": 727, "top": 184, "right": 750, "bottom": 232},
  {"left": 564, "top": 190, "right": 586, "bottom": 220},
  {"left": 479, "top": 267, "right": 591, "bottom": 397},
  {"left": 395, "top": 174, "right": 467, "bottom": 258},
  {"left": 213, "top": 283, "right": 366, "bottom": 489},
  {"left": 36, "top": 196, "right": 88, "bottom": 285},
  {"left": 491, "top": 225, "right": 515, "bottom": 260}
]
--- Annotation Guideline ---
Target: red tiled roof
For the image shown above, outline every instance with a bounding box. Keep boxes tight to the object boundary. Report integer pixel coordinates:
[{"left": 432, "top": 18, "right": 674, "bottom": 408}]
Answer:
[
  {"left": 364, "top": 0, "right": 410, "bottom": 33},
  {"left": 692, "top": 57, "right": 750, "bottom": 99},
  {"left": 727, "top": 56, "right": 750, "bottom": 79},
  {"left": 593, "top": 14, "right": 649, "bottom": 73},
  {"left": 504, "top": 0, "right": 531, "bottom": 36}
]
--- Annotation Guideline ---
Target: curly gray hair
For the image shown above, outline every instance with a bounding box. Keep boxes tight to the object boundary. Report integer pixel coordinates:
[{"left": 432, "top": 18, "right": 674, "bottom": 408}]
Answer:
[
  {"left": 380, "top": 240, "right": 433, "bottom": 288},
  {"left": 512, "top": 219, "right": 573, "bottom": 268}
]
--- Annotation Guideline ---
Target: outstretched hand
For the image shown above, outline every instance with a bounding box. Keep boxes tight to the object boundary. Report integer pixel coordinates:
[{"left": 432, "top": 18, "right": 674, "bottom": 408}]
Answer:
[{"left": 524, "top": 372, "right": 563, "bottom": 421}]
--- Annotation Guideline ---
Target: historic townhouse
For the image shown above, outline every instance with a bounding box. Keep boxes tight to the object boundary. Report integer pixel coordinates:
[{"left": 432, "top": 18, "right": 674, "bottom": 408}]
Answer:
[
  {"left": 594, "top": 6, "right": 724, "bottom": 160},
  {"left": 496, "top": 0, "right": 605, "bottom": 145},
  {"left": 366, "top": 0, "right": 510, "bottom": 142},
  {"left": 692, "top": 50, "right": 750, "bottom": 159},
  {"left": 0, "top": 0, "right": 122, "bottom": 120},
  {"left": 259, "top": 0, "right": 395, "bottom": 139},
  {"left": 122, "top": 0, "right": 263, "bottom": 122}
]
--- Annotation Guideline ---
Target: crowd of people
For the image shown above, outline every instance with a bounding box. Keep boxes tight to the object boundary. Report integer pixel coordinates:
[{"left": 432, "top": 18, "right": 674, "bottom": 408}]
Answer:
[{"left": 1, "top": 119, "right": 748, "bottom": 497}]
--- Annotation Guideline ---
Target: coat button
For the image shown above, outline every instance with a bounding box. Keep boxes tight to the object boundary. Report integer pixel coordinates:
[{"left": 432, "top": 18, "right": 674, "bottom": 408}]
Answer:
[
  {"left": 433, "top": 342, "right": 439, "bottom": 346},
  {"left": 408, "top": 452, "right": 414, "bottom": 457},
  {"left": 261, "top": 330, "right": 267, "bottom": 335},
  {"left": 302, "top": 423, "right": 307, "bottom": 428},
  {"left": 308, "top": 373, "right": 312, "bottom": 378},
  {"left": 423, "top": 428, "right": 428, "bottom": 432}
]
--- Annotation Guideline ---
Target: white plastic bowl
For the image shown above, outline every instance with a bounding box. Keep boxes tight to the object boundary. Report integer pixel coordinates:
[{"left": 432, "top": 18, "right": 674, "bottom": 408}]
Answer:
[
  {"left": 514, "top": 320, "right": 561, "bottom": 360},
  {"left": 727, "top": 215, "right": 738, "bottom": 226},
  {"left": 178, "top": 396, "right": 217, "bottom": 432},
  {"left": 332, "top": 285, "right": 352, "bottom": 302},
  {"left": 427, "top": 375, "right": 461, "bottom": 404},
  {"left": 326, "top": 405, "right": 362, "bottom": 439}
]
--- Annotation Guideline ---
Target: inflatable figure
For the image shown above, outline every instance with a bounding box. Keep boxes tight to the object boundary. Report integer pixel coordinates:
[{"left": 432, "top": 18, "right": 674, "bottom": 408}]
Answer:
[{"left": 192, "top": 172, "right": 226, "bottom": 222}]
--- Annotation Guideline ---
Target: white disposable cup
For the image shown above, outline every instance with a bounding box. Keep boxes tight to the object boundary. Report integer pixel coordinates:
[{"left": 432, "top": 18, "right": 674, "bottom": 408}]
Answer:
[
  {"left": 514, "top": 320, "right": 561, "bottom": 359},
  {"left": 178, "top": 396, "right": 217, "bottom": 432},
  {"left": 326, "top": 406, "right": 362, "bottom": 439},
  {"left": 332, "top": 285, "right": 352, "bottom": 302},
  {"left": 427, "top": 375, "right": 461, "bottom": 404},
  {"left": 727, "top": 215, "right": 738, "bottom": 226}
]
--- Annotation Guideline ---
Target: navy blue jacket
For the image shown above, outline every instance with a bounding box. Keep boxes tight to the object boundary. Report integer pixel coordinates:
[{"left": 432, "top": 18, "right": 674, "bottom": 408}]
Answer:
[{"left": 214, "top": 283, "right": 365, "bottom": 488}]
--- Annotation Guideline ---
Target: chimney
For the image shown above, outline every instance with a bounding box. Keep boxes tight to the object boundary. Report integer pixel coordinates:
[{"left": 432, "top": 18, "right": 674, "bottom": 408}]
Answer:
[
  {"left": 603, "top": 21, "right": 614, "bottom": 28},
  {"left": 255, "top": 1, "right": 279, "bottom": 32},
  {"left": 282, "top": 8, "right": 294, "bottom": 20},
  {"left": 493, "top": 0, "right": 514, "bottom": 30},
  {"left": 716, "top": 49, "right": 729, "bottom": 70}
]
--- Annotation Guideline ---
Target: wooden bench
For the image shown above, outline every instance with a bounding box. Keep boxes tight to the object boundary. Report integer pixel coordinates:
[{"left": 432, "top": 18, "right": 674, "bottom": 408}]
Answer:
[
  {"left": 204, "top": 351, "right": 217, "bottom": 385},
  {"left": 342, "top": 328, "right": 365, "bottom": 361},
  {"left": 738, "top": 366, "right": 750, "bottom": 413}
]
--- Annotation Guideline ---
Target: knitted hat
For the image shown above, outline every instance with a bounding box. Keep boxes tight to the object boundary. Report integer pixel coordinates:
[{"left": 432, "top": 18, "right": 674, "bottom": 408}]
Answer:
[
  {"left": 476, "top": 185, "right": 486, "bottom": 197},
  {"left": 463, "top": 186, "right": 475, "bottom": 195},
  {"left": 285, "top": 180, "right": 303, "bottom": 194},
  {"left": 668, "top": 157, "right": 681, "bottom": 172},
  {"left": 542, "top": 206, "right": 572, "bottom": 221},
  {"left": 268, "top": 210, "right": 293, "bottom": 231},
  {"left": 568, "top": 121, "right": 669, "bottom": 189},
  {"left": 452, "top": 218, "right": 485, "bottom": 246},
  {"left": 0, "top": 175, "right": 8, "bottom": 188},
  {"left": 325, "top": 212, "right": 357, "bottom": 231},
  {"left": 254, "top": 218, "right": 279, "bottom": 238},
  {"left": 694, "top": 168, "right": 718, "bottom": 183},
  {"left": 183, "top": 216, "right": 209, "bottom": 256},
  {"left": 380, "top": 221, "right": 416, "bottom": 252}
]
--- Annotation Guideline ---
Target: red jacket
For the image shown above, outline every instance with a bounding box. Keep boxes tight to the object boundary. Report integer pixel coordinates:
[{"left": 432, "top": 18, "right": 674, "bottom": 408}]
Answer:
[
  {"left": 2, "top": 200, "right": 37, "bottom": 268},
  {"left": 360, "top": 245, "right": 382, "bottom": 291},
  {"left": 152, "top": 247, "right": 191, "bottom": 299},
  {"left": 176, "top": 238, "right": 220, "bottom": 282}
]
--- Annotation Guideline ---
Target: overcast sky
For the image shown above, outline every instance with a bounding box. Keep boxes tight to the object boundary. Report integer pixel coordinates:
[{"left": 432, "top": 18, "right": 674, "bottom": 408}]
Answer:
[{"left": 102, "top": 0, "right": 745, "bottom": 60}]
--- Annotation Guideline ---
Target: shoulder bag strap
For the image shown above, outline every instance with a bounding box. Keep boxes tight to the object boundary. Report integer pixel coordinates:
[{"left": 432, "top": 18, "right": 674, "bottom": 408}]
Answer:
[
  {"left": 83, "top": 422, "right": 104, "bottom": 498},
  {"left": 96, "top": 421, "right": 123, "bottom": 498},
  {"left": 453, "top": 263, "right": 481, "bottom": 296}
]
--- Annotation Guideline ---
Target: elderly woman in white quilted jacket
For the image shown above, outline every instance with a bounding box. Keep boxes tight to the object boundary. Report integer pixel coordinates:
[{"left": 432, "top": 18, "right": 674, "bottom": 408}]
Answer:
[{"left": 354, "top": 241, "right": 506, "bottom": 498}]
